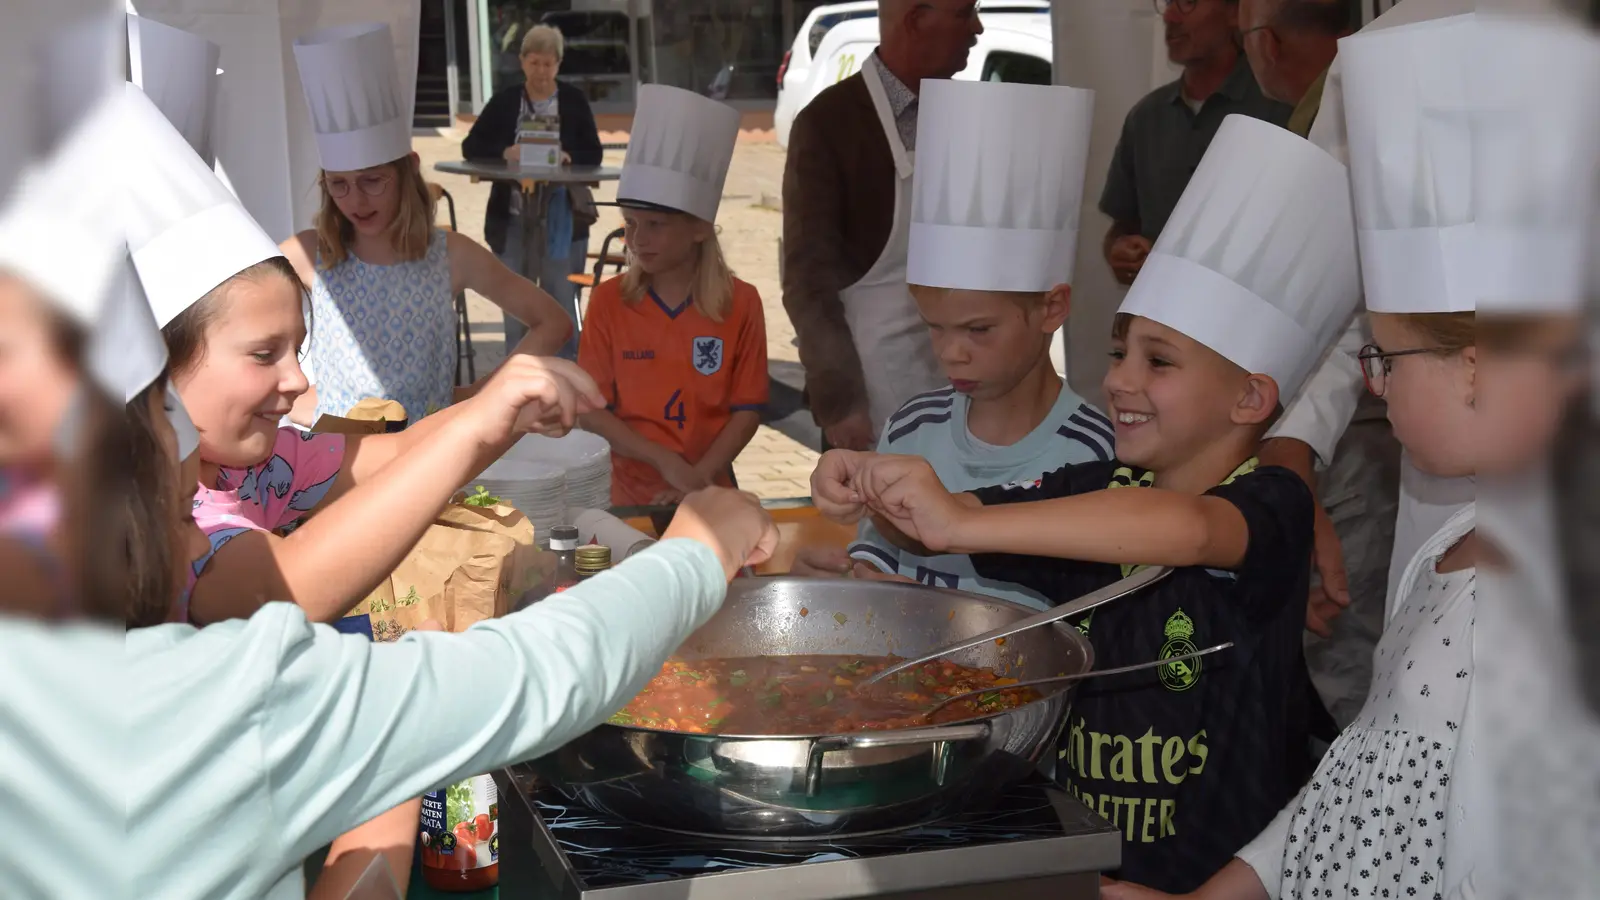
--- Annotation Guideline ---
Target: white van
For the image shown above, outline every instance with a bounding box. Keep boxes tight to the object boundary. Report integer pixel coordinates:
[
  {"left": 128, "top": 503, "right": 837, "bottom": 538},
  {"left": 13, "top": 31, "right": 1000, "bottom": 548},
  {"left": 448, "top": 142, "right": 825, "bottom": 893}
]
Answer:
[{"left": 774, "top": 2, "right": 1053, "bottom": 148}]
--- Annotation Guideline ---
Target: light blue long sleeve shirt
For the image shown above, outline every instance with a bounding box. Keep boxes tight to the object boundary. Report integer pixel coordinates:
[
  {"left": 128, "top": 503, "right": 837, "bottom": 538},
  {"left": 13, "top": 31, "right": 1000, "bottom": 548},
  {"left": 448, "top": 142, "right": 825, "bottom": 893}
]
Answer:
[{"left": 0, "top": 538, "right": 726, "bottom": 900}]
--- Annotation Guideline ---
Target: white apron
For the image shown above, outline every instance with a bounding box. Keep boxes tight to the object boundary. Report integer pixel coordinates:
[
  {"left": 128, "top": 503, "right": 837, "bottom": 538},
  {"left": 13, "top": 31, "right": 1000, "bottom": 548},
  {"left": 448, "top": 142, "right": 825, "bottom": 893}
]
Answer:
[{"left": 843, "top": 63, "right": 945, "bottom": 436}]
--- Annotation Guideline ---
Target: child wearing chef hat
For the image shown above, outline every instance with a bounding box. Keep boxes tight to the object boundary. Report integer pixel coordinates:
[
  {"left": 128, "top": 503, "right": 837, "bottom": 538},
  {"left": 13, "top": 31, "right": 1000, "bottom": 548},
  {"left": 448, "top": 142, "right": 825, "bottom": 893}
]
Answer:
[
  {"left": 809, "top": 79, "right": 1116, "bottom": 608},
  {"left": 279, "top": 22, "right": 572, "bottom": 427},
  {"left": 575, "top": 84, "right": 770, "bottom": 507},
  {"left": 814, "top": 112, "right": 1362, "bottom": 892},
  {"left": 1114, "top": 13, "right": 1496, "bottom": 900},
  {"left": 0, "top": 13, "right": 179, "bottom": 624},
  {"left": 114, "top": 81, "right": 611, "bottom": 635}
]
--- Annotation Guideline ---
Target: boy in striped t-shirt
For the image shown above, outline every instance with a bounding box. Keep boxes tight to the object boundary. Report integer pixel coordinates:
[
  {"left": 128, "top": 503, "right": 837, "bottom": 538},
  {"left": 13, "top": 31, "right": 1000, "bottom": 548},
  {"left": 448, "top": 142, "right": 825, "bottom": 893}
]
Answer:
[
  {"left": 841, "top": 285, "right": 1114, "bottom": 610},
  {"left": 793, "top": 77, "right": 1109, "bottom": 609}
]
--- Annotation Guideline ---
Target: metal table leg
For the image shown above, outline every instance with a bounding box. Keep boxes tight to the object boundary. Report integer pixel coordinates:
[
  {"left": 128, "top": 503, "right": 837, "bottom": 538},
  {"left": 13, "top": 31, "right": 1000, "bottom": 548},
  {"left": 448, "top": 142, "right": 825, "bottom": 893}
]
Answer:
[{"left": 507, "top": 181, "right": 551, "bottom": 355}]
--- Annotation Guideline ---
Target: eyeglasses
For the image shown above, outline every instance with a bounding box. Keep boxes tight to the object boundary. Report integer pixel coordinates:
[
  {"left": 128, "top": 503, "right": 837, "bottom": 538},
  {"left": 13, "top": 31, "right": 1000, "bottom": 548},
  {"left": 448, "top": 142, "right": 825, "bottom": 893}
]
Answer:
[
  {"left": 324, "top": 171, "right": 394, "bottom": 199},
  {"left": 1358, "top": 344, "right": 1447, "bottom": 397},
  {"left": 1153, "top": 0, "right": 1200, "bottom": 14}
]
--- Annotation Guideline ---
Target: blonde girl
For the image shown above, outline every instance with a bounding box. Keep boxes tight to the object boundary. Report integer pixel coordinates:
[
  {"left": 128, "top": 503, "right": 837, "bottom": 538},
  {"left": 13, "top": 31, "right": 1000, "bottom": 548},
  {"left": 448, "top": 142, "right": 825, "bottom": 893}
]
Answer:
[
  {"left": 281, "top": 150, "right": 573, "bottom": 426},
  {"left": 577, "top": 204, "right": 769, "bottom": 507}
]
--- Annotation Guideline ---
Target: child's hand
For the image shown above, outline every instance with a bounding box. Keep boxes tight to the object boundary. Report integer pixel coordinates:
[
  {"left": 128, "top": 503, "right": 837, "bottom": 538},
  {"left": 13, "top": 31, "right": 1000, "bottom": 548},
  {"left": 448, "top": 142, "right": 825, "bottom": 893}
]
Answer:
[
  {"left": 791, "top": 545, "right": 852, "bottom": 577},
  {"left": 851, "top": 562, "right": 917, "bottom": 584},
  {"left": 810, "top": 450, "right": 876, "bottom": 523},
  {"left": 656, "top": 453, "right": 712, "bottom": 495},
  {"left": 856, "top": 455, "right": 967, "bottom": 554},
  {"left": 662, "top": 488, "right": 780, "bottom": 581},
  {"left": 466, "top": 356, "right": 605, "bottom": 445},
  {"left": 651, "top": 488, "right": 685, "bottom": 506}
]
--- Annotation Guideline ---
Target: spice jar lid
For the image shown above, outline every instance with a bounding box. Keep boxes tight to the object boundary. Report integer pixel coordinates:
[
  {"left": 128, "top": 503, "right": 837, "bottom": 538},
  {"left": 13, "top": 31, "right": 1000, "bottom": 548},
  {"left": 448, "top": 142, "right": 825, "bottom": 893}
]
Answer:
[{"left": 575, "top": 545, "right": 612, "bottom": 564}]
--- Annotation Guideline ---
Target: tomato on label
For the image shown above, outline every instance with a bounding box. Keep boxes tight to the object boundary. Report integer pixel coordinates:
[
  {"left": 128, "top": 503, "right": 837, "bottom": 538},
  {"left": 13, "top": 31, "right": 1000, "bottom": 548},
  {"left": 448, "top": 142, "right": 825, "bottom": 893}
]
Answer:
[
  {"left": 455, "top": 821, "right": 477, "bottom": 846},
  {"left": 474, "top": 813, "right": 492, "bottom": 840}
]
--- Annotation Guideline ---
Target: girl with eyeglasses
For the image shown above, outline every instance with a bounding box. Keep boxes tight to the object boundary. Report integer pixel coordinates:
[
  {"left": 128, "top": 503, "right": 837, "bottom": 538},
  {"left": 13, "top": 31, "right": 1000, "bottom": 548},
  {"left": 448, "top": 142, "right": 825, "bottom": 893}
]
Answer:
[{"left": 279, "top": 153, "right": 573, "bottom": 428}]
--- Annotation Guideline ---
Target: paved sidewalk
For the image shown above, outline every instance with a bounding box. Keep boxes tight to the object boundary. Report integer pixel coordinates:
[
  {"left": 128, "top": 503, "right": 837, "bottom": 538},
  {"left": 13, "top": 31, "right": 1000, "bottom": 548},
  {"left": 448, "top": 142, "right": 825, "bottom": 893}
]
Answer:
[{"left": 417, "top": 130, "right": 818, "bottom": 501}]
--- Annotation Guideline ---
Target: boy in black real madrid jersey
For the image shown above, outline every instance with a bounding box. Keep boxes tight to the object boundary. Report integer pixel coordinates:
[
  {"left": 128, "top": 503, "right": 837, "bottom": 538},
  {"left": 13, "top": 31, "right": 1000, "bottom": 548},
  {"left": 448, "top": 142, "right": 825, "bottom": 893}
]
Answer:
[{"left": 811, "top": 116, "right": 1361, "bottom": 893}]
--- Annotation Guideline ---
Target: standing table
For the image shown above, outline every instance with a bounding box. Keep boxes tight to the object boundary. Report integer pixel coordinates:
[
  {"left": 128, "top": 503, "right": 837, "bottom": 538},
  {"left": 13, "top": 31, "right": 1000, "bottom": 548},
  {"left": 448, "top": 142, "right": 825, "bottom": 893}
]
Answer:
[{"left": 431, "top": 161, "right": 624, "bottom": 330}]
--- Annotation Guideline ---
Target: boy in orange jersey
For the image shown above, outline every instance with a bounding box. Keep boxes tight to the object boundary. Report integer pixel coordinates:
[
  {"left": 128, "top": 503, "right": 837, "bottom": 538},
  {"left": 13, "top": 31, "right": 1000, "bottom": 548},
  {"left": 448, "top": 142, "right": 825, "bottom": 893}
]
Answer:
[{"left": 577, "top": 85, "right": 768, "bottom": 506}]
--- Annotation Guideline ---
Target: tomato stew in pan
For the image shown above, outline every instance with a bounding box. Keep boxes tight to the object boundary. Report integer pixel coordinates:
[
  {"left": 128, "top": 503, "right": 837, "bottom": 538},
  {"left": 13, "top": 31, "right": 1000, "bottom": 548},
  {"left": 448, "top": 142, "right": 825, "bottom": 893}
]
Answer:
[{"left": 608, "top": 655, "right": 1041, "bottom": 734}]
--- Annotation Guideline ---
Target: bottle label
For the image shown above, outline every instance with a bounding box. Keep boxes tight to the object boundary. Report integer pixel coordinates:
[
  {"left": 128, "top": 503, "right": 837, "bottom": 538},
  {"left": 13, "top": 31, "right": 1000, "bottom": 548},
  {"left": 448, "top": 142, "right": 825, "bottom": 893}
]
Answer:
[{"left": 420, "top": 775, "right": 499, "bottom": 872}]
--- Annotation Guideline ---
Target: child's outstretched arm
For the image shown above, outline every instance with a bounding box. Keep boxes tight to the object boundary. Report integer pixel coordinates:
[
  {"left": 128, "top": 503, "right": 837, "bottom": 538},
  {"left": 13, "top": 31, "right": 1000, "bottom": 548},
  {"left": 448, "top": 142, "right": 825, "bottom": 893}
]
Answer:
[
  {"left": 448, "top": 232, "right": 572, "bottom": 360},
  {"left": 187, "top": 359, "right": 605, "bottom": 626},
  {"left": 856, "top": 455, "right": 1257, "bottom": 571}
]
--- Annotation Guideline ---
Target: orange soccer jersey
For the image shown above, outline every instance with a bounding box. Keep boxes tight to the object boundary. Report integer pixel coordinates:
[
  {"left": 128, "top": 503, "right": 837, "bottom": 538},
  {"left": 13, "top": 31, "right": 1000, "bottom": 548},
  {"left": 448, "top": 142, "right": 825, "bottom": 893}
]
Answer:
[{"left": 578, "top": 275, "right": 769, "bottom": 506}]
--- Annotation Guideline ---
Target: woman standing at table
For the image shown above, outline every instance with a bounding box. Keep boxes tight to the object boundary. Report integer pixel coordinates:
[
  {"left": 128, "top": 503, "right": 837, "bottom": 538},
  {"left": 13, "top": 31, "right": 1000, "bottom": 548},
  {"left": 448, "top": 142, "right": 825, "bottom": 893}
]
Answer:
[{"left": 463, "top": 23, "right": 605, "bottom": 361}]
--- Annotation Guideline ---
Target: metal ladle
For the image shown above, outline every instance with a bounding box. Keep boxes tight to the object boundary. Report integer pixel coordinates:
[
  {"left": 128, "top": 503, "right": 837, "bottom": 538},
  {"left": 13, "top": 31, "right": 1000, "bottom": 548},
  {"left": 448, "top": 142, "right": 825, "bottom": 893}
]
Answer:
[
  {"left": 917, "top": 641, "right": 1233, "bottom": 721},
  {"left": 860, "top": 566, "right": 1177, "bottom": 688}
]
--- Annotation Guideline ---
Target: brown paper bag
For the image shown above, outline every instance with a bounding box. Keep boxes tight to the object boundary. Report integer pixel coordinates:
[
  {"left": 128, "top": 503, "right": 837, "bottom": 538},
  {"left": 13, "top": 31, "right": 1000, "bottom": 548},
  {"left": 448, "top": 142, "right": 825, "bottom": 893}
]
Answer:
[
  {"left": 311, "top": 398, "right": 409, "bottom": 436},
  {"left": 310, "top": 414, "right": 388, "bottom": 436},
  {"left": 338, "top": 495, "right": 554, "bottom": 642}
]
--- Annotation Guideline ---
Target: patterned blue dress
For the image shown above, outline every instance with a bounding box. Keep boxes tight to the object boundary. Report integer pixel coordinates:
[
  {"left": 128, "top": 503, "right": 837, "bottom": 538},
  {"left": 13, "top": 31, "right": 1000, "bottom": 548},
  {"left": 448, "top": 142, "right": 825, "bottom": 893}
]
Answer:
[{"left": 306, "top": 229, "right": 456, "bottom": 423}]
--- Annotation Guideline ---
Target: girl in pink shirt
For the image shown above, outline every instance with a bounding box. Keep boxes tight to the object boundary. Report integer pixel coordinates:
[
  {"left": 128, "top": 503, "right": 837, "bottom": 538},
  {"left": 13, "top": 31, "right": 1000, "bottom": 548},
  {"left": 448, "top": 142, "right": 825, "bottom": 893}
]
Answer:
[{"left": 158, "top": 257, "right": 606, "bottom": 626}]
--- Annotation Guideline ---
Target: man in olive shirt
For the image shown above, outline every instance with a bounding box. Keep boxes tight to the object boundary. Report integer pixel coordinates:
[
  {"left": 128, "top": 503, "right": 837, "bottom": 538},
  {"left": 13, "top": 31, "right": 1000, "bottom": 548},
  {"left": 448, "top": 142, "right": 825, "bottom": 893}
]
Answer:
[{"left": 1100, "top": 0, "right": 1291, "bottom": 286}]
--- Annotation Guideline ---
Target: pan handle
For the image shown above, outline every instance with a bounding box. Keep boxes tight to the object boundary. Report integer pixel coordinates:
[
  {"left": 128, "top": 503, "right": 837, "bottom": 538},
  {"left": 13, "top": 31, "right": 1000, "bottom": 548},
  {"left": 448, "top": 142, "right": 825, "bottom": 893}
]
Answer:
[{"left": 804, "top": 722, "right": 991, "bottom": 797}]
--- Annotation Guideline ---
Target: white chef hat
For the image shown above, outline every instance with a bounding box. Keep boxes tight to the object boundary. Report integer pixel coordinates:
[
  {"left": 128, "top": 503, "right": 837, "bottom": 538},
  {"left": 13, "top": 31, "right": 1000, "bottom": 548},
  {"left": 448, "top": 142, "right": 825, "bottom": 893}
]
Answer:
[
  {"left": 616, "top": 84, "right": 740, "bottom": 222},
  {"left": 1119, "top": 115, "right": 1360, "bottom": 398},
  {"left": 122, "top": 82, "right": 280, "bottom": 328},
  {"left": 1472, "top": 14, "right": 1600, "bottom": 314},
  {"left": 1340, "top": 13, "right": 1476, "bottom": 314},
  {"left": 293, "top": 22, "right": 412, "bottom": 173},
  {"left": 0, "top": 96, "right": 167, "bottom": 407},
  {"left": 36, "top": 11, "right": 123, "bottom": 156},
  {"left": 127, "top": 14, "right": 222, "bottom": 166},
  {"left": 907, "top": 80, "right": 1094, "bottom": 292}
]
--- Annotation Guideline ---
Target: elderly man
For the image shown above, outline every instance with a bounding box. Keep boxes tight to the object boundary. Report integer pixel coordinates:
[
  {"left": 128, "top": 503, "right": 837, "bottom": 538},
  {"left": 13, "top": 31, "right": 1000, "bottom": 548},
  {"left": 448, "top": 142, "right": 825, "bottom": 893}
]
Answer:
[
  {"left": 1239, "top": 0, "right": 1351, "bottom": 135},
  {"left": 781, "top": 0, "right": 982, "bottom": 450},
  {"left": 1100, "top": 0, "right": 1292, "bottom": 286}
]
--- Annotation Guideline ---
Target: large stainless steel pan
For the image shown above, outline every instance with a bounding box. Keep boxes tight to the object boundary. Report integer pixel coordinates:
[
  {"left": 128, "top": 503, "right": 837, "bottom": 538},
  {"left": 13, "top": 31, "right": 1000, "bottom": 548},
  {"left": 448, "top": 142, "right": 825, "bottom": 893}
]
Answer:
[{"left": 532, "top": 576, "right": 1093, "bottom": 839}]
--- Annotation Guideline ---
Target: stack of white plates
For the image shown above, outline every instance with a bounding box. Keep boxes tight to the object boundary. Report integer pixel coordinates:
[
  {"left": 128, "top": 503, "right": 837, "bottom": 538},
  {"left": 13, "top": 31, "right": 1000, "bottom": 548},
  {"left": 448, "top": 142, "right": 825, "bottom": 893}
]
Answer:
[
  {"left": 499, "top": 430, "right": 613, "bottom": 517},
  {"left": 471, "top": 456, "right": 567, "bottom": 539}
]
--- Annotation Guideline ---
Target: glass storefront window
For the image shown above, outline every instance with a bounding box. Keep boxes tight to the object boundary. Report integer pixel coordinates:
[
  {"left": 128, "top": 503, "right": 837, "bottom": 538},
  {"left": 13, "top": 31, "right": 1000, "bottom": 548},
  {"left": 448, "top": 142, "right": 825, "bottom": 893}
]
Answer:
[{"left": 646, "top": 0, "right": 784, "bottom": 100}]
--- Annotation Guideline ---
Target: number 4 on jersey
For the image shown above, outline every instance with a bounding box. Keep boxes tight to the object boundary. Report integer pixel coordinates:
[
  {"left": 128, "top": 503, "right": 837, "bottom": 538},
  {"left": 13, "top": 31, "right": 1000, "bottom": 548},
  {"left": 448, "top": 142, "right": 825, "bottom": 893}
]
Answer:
[{"left": 663, "top": 389, "right": 687, "bottom": 430}]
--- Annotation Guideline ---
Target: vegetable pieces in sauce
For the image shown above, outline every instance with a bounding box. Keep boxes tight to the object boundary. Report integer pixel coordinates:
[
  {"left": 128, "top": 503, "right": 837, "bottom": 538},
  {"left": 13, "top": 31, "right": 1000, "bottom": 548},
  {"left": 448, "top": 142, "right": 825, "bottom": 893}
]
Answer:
[{"left": 609, "top": 655, "right": 1040, "bottom": 734}]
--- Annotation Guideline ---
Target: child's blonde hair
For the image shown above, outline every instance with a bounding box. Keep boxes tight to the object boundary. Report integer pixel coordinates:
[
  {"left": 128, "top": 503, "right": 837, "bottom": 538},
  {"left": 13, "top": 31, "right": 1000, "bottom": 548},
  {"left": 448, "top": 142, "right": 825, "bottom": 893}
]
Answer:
[
  {"left": 313, "top": 154, "right": 437, "bottom": 269},
  {"left": 1390, "top": 312, "right": 1476, "bottom": 355},
  {"left": 620, "top": 222, "right": 735, "bottom": 322}
]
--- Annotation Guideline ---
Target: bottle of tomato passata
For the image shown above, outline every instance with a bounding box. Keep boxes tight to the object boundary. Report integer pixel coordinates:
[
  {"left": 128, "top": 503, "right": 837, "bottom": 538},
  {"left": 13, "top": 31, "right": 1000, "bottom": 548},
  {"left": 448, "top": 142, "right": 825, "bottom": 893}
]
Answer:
[{"left": 419, "top": 774, "right": 499, "bottom": 891}]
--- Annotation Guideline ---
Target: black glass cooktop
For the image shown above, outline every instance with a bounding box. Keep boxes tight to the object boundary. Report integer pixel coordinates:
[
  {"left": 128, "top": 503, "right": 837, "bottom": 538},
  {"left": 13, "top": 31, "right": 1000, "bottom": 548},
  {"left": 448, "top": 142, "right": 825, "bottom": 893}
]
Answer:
[{"left": 523, "top": 774, "right": 1109, "bottom": 890}]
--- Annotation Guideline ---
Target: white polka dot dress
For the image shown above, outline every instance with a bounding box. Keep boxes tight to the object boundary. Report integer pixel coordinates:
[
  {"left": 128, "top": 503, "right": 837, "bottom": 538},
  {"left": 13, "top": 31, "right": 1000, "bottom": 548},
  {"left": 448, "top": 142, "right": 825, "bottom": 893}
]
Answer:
[{"left": 1277, "top": 526, "right": 1476, "bottom": 899}]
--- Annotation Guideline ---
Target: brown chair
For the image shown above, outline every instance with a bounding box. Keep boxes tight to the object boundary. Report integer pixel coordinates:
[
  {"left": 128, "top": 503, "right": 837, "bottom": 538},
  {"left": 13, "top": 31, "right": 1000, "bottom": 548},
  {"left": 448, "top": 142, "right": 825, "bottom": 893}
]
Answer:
[
  {"left": 566, "top": 226, "right": 627, "bottom": 332},
  {"left": 428, "top": 182, "right": 475, "bottom": 385}
]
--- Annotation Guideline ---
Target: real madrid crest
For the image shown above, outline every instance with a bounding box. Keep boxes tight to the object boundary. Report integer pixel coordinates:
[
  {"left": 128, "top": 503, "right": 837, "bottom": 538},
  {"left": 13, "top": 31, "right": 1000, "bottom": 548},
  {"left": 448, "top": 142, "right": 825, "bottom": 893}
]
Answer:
[{"left": 1159, "top": 608, "right": 1201, "bottom": 691}]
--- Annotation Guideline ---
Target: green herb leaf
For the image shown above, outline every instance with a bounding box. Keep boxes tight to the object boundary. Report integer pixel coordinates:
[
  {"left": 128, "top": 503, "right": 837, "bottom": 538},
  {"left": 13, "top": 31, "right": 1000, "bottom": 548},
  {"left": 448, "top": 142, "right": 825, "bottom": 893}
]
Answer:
[
  {"left": 833, "top": 612, "right": 848, "bottom": 626},
  {"left": 760, "top": 693, "right": 784, "bottom": 708},
  {"left": 462, "top": 485, "right": 503, "bottom": 507},
  {"left": 729, "top": 670, "right": 749, "bottom": 687}
]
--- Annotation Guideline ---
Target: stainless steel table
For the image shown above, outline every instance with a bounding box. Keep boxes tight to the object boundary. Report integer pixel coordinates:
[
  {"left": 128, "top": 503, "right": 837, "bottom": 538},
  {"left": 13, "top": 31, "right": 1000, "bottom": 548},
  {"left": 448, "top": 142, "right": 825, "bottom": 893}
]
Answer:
[{"left": 432, "top": 161, "right": 624, "bottom": 321}]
